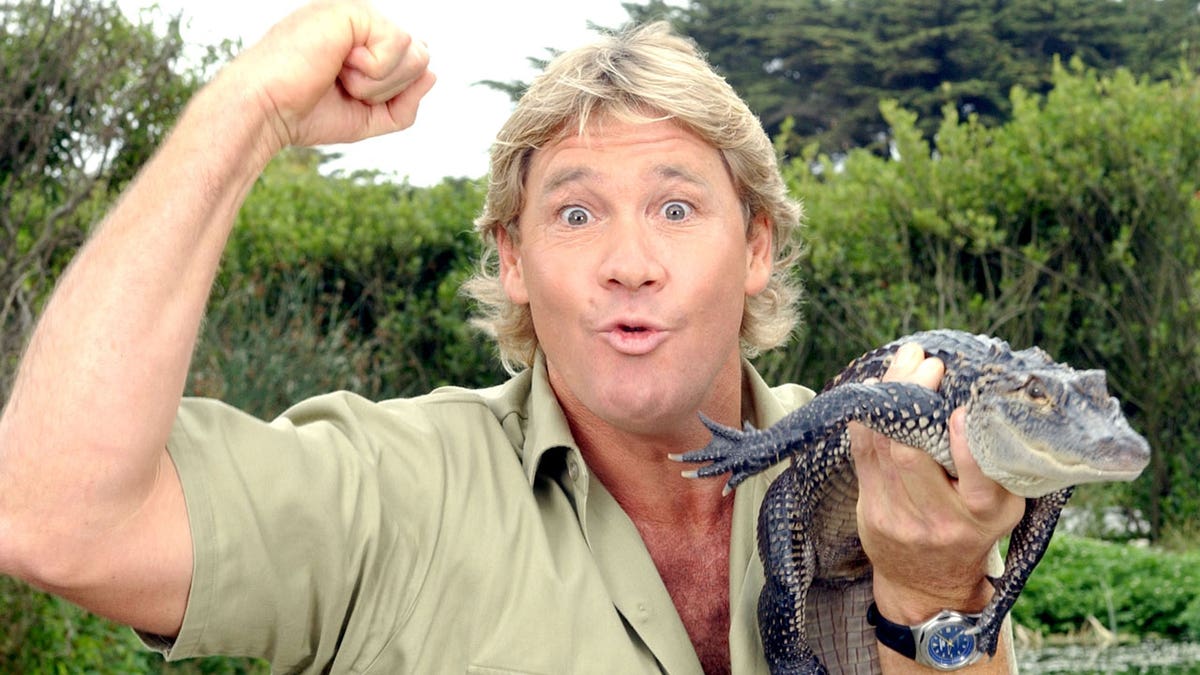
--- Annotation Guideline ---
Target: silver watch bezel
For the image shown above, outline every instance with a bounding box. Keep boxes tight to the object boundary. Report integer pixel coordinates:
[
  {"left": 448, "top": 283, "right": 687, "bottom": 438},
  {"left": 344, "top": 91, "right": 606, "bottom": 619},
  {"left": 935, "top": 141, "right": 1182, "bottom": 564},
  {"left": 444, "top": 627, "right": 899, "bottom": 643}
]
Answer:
[{"left": 910, "top": 609, "right": 983, "bottom": 671}]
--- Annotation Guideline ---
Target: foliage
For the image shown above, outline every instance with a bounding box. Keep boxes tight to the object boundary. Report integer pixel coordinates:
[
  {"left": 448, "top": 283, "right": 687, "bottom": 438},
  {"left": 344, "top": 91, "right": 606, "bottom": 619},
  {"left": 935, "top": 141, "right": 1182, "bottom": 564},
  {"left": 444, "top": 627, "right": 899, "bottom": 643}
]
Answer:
[
  {"left": 5, "top": 1, "right": 1200, "bottom": 670},
  {"left": 757, "top": 62, "right": 1200, "bottom": 538},
  {"left": 1013, "top": 535, "right": 1200, "bottom": 642},
  {"left": 205, "top": 148, "right": 504, "bottom": 411},
  {"left": 0, "top": 0, "right": 219, "bottom": 399},
  {"left": 624, "top": 0, "right": 1200, "bottom": 156},
  {"left": 0, "top": 577, "right": 268, "bottom": 674},
  {"left": 189, "top": 269, "right": 383, "bottom": 419}
]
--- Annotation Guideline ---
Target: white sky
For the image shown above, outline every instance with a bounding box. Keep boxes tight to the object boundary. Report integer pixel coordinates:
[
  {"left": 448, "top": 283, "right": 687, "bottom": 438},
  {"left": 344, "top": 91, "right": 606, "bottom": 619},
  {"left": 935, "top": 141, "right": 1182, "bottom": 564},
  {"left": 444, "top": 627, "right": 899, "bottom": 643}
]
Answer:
[{"left": 117, "top": 1, "right": 651, "bottom": 185}]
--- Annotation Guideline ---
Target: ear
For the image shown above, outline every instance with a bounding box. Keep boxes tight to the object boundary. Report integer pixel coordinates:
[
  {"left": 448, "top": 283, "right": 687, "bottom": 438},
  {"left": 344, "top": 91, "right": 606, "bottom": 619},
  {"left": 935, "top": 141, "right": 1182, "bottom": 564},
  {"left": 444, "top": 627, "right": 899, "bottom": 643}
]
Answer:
[
  {"left": 496, "top": 227, "right": 529, "bottom": 305},
  {"left": 744, "top": 213, "right": 773, "bottom": 296}
]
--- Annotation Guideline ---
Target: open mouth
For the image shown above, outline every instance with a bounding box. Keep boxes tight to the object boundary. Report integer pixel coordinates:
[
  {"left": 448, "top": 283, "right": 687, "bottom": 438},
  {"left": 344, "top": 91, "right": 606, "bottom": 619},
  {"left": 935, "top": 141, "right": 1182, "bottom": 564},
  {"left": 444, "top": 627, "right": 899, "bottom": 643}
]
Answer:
[{"left": 602, "top": 322, "right": 667, "bottom": 355}]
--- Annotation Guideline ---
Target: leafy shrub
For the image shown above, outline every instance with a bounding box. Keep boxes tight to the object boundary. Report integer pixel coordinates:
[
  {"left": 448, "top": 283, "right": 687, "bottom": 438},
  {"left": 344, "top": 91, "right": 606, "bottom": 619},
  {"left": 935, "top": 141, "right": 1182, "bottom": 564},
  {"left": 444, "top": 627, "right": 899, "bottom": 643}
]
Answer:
[
  {"left": 764, "top": 63, "right": 1200, "bottom": 538},
  {"left": 214, "top": 149, "right": 507, "bottom": 406},
  {"left": 1013, "top": 535, "right": 1200, "bottom": 640},
  {"left": 0, "top": 577, "right": 267, "bottom": 674},
  {"left": 190, "top": 270, "right": 383, "bottom": 419}
]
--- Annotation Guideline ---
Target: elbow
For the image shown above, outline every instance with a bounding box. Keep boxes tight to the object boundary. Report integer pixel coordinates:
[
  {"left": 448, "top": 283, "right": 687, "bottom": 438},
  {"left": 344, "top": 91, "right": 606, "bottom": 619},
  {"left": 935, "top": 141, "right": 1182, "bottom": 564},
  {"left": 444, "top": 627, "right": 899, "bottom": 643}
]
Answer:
[
  {"left": 0, "top": 507, "right": 108, "bottom": 599},
  {"left": 0, "top": 448, "right": 82, "bottom": 591},
  {"left": 0, "top": 503, "right": 43, "bottom": 586}
]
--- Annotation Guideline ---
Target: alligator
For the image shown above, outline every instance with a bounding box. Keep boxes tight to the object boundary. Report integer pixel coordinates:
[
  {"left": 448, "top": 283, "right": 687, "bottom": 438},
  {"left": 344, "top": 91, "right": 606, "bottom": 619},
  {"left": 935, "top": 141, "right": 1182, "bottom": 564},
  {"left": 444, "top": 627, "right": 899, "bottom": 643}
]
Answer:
[{"left": 674, "top": 329, "right": 1151, "bottom": 674}]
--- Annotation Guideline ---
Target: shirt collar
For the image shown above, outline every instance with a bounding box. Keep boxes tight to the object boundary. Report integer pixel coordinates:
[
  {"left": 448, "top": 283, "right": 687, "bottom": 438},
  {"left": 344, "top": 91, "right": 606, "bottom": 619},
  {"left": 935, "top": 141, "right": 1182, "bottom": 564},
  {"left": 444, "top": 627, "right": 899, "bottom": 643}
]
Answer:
[
  {"left": 507, "top": 351, "right": 794, "bottom": 486},
  {"left": 504, "top": 351, "right": 579, "bottom": 487}
]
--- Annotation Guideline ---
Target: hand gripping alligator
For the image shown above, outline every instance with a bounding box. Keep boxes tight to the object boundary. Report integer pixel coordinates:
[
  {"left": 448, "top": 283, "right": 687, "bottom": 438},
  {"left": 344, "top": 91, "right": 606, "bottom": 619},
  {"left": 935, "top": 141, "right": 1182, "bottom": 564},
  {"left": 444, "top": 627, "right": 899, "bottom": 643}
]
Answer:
[{"left": 674, "top": 330, "right": 1151, "bottom": 674}]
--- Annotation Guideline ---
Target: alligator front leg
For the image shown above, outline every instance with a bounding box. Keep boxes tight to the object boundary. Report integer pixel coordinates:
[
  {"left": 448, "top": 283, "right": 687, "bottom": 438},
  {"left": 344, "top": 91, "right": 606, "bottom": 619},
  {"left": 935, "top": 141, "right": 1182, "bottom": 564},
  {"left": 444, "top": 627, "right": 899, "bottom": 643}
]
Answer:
[
  {"left": 675, "top": 382, "right": 952, "bottom": 493},
  {"left": 672, "top": 412, "right": 845, "bottom": 494},
  {"left": 973, "top": 487, "right": 1075, "bottom": 656}
]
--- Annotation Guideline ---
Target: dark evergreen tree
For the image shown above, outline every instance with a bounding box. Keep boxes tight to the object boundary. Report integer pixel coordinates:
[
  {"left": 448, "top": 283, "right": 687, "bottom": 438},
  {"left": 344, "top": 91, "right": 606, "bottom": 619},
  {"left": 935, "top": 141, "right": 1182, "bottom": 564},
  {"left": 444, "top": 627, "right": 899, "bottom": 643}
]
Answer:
[{"left": 623, "top": 0, "right": 1200, "bottom": 155}]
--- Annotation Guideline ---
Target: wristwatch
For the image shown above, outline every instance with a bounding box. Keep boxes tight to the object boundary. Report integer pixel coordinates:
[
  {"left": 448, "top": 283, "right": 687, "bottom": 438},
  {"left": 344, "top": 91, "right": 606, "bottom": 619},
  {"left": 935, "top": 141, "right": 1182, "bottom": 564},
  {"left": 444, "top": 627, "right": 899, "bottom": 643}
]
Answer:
[{"left": 867, "top": 602, "right": 983, "bottom": 671}]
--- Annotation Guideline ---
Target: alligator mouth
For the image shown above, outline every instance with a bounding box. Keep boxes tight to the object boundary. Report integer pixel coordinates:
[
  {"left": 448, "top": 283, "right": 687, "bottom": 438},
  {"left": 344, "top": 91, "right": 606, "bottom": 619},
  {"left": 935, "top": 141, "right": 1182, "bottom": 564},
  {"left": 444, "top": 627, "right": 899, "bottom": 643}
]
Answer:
[{"left": 994, "top": 435, "right": 1150, "bottom": 497}]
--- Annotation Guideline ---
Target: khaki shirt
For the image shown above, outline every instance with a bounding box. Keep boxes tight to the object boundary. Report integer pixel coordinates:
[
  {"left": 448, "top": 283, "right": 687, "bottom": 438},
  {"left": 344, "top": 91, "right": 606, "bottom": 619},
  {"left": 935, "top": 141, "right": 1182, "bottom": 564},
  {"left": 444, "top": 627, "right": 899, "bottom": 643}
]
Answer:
[{"left": 148, "top": 355, "right": 906, "bottom": 674}]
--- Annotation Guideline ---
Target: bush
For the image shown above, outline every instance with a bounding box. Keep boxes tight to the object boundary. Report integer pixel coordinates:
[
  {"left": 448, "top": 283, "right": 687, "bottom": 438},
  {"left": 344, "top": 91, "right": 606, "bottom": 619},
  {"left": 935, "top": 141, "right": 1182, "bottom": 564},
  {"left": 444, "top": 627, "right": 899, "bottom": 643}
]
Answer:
[
  {"left": 1013, "top": 535, "right": 1200, "bottom": 640},
  {"left": 0, "top": 577, "right": 267, "bottom": 674},
  {"left": 764, "top": 62, "right": 1200, "bottom": 538},
  {"left": 214, "top": 150, "right": 506, "bottom": 405}
]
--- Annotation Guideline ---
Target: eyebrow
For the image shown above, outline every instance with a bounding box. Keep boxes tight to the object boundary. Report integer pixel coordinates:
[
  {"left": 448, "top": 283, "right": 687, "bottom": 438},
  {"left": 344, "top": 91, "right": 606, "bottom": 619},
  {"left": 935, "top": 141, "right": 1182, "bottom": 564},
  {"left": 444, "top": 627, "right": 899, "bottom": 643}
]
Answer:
[
  {"left": 540, "top": 164, "right": 710, "bottom": 195},
  {"left": 542, "top": 167, "right": 595, "bottom": 195},
  {"left": 651, "top": 164, "right": 710, "bottom": 189}
]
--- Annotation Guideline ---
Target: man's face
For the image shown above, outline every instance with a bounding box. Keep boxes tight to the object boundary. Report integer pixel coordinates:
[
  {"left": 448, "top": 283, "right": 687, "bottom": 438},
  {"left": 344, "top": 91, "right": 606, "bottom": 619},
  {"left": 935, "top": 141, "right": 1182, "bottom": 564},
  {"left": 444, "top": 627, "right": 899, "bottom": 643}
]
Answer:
[{"left": 498, "top": 117, "right": 772, "bottom": 436}]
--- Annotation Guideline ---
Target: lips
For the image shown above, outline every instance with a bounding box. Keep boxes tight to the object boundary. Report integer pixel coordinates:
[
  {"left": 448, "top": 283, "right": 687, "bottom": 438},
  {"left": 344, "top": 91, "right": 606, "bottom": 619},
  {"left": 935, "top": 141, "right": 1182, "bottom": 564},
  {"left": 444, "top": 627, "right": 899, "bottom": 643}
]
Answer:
[{"left": 597, "top": 318, "right": 670, "bottom": 355}]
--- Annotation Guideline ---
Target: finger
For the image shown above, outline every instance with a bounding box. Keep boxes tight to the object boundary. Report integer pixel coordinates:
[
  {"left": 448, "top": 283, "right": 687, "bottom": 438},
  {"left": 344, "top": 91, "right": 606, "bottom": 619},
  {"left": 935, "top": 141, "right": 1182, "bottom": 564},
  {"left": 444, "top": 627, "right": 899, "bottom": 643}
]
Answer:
[
  {"left": 341, "top": 36, "right": 431, "bottom": 105},
  {"left": 872, "top": 341, "right": 944, "bottom": 467},
  {"left": 382, "top": 68, "right": 438, "bottom": 130},
  {"left": 947, "top": 408, "right": 1026, "bottom": 529},
  {"left": 881, "top": 342, "right": 925, "bottom": 382},
  {"left": 869, "top": 341, "right": 955, "bottom": 512},
  {"left": 344, "top": 30, "right": 414, "bottom": 80},
  {"left": 881, "top": 341, "right": 945, "bottom": 388}
]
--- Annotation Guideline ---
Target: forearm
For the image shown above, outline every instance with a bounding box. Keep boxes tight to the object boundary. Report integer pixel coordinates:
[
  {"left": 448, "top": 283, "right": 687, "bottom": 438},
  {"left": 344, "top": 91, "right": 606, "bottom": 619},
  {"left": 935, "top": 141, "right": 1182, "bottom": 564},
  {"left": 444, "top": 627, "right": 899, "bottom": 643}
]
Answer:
[
  {"left": 874, "top": 575, "right": 1015, "bottom": 673},
  {"left": 0, "top": 65, "right": 278, "bottom": 576},
  {"left": 0, "top": 1, "right": 433, "bottom": 635}
]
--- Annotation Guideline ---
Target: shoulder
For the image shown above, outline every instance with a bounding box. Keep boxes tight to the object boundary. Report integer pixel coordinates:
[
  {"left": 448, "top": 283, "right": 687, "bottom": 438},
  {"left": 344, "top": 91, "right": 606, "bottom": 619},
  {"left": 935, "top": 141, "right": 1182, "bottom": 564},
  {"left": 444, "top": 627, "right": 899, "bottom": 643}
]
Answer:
[
  {"left": 767, "top": 382, "right": 816, "bottom": 414},
  {"left": 741, "top": 359, "right": 817, "bottom": 426}
]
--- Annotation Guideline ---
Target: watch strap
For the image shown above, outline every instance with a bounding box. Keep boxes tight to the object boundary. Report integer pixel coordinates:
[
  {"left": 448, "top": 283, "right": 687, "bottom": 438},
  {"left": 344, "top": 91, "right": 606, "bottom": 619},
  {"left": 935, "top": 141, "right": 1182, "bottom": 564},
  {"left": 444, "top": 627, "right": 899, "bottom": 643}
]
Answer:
[{"left": 866, "top": 601, "right": 917, "bottom": 659}]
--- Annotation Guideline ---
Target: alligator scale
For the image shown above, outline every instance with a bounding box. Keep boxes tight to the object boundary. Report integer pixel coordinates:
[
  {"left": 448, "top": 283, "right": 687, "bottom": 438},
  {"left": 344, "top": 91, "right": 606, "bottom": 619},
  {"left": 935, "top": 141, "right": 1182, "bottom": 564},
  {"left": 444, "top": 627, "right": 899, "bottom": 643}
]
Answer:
[{"left": 675, "top": 330, "right": 1150, "bottom": 674}]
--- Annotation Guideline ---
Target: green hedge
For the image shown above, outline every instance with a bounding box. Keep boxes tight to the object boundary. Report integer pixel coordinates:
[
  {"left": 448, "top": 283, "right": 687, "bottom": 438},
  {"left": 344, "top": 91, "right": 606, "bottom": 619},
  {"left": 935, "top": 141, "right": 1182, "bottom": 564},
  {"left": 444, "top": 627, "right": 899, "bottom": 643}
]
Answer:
[
  {"left": 0, "top": 578, "right": 267, "bottom": 674},
  {"left": 1013, "top": 535, "right": 1200, "bottom": 641},
  {"left": 763, "top": 61, "right": 1200, "bottom": 539},
  {"left": 192, "top": 150, "right": 505, "bottom": 415}
]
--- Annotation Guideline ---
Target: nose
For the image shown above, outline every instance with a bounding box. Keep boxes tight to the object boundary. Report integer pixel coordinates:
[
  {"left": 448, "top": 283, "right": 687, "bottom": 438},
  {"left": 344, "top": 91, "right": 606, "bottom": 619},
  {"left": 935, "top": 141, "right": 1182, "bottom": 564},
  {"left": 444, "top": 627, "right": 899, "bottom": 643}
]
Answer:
[{"left": 597, "top": 215, "right": 666, "bottom": 292}]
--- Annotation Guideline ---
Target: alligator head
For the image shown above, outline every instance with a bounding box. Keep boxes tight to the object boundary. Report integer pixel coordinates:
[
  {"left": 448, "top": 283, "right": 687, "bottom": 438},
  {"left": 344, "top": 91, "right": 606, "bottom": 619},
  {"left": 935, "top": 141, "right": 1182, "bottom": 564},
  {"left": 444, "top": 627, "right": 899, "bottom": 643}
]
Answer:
[{"left": 964, "top": 363, "right": 1151, "bottom": 497}]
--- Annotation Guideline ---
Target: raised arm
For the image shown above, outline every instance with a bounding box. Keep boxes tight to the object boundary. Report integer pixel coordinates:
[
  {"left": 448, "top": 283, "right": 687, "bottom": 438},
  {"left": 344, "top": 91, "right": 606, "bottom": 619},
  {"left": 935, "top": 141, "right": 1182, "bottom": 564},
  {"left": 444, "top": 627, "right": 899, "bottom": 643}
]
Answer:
[
  {"left": 853, "top": 343, "right": 1026, "bottom": 673},
  {"left": 0, "top": 0, "right": 434, "bottom": 637}
]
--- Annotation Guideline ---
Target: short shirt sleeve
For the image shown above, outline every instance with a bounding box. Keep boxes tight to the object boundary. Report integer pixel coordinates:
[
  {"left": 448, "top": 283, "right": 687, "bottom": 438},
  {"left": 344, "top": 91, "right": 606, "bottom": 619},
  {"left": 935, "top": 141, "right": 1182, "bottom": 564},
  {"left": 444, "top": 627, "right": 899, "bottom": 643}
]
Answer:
[{"left": 157, "top": 392, "right": 448, "bottom": 672}]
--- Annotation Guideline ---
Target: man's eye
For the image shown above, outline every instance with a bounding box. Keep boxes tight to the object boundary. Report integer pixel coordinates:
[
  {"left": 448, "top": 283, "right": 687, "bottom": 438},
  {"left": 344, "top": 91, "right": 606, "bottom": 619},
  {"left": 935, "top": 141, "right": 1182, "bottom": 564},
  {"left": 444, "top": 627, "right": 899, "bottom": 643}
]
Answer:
[
  {"left": 560, "top": 206, "right": 592, "bottom": 227},
  {"left": 662, "top": 201, "right": 692, "bottom": 221}
]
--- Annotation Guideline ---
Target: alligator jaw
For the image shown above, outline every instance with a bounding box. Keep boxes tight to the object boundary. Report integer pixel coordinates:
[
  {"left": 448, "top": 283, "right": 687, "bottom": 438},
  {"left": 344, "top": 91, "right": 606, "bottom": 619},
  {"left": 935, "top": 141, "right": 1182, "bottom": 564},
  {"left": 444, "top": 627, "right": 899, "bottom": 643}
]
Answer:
[{"left": 973, "top": 423, "right": 1151, "bottom": 497}]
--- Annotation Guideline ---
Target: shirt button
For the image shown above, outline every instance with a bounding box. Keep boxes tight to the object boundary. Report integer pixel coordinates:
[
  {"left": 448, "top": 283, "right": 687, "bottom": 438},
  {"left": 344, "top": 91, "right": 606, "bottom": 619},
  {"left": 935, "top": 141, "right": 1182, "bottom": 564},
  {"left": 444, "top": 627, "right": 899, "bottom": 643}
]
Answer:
[
  {"left": 567, "top": 457, "right": 580, "bottom": 481},
  {"left": 636, "top": 602, "right": 652, "bottom": 623}
]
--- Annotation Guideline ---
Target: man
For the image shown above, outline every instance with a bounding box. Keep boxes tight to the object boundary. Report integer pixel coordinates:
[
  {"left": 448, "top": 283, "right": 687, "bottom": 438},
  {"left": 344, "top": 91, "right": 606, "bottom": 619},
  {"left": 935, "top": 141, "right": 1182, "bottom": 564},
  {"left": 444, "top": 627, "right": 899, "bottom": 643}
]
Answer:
[{"left": 0, "top": 1, "right": 1024, "bottom": 673}]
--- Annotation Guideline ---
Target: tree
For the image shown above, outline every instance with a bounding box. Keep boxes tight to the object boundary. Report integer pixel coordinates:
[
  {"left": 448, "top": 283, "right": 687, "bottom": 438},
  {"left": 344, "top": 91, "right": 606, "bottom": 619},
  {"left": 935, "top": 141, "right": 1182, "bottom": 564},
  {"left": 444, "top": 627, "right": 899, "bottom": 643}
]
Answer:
[
  {"left": 758, "top": 63, "right": 1200, "bottom": 539},
  {"left": 624, "top": 0, "right": 1200, "bottom": 155},
  {"left": 0, "top": 0, "right": 217, "bottom": 398}
]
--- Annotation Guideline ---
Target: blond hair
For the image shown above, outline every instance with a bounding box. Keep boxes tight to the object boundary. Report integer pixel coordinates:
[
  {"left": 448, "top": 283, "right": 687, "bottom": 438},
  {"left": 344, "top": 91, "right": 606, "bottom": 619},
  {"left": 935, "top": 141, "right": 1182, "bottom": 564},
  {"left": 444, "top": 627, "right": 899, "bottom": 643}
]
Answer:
[{"left": 463, "top": 21, "right": 804, "bottom": 372}]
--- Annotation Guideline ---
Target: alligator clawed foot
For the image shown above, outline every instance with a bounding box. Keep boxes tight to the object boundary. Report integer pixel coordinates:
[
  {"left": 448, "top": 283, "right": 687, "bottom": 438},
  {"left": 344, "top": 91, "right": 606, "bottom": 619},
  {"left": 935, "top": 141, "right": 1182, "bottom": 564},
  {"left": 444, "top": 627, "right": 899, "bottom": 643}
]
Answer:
[
  {"left": 962, "top": 621, "right": 1003, "bottom": 658},
  {"left": 671, "top": 413, "right": 771, "bottom": 491}
]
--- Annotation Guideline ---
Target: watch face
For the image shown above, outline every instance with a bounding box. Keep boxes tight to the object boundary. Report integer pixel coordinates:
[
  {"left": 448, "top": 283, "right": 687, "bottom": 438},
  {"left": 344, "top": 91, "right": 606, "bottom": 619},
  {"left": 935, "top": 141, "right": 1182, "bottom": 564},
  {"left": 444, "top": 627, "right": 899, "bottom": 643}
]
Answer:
[{"left": 925, "top": 622, "right": 978, "bottom": 669}]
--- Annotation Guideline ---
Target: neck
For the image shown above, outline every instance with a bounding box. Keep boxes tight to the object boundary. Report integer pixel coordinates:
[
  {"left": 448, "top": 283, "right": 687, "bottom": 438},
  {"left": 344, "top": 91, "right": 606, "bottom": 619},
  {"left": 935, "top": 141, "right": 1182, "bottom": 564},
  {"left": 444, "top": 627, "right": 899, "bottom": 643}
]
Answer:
[
  {"left": 582, "top": 423, "right": 732, "bottom": 525},
  {"left": 552, "top": 362, "right": 747, "bottom": 526}
]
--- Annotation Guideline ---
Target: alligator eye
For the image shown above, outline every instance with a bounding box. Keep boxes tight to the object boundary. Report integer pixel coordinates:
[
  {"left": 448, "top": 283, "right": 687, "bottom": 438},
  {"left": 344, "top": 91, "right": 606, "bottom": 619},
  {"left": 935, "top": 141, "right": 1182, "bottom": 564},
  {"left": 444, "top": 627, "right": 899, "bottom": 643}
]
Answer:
[{"left": 1025, "top": 378, "right": 1048, "bottom": 401}]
